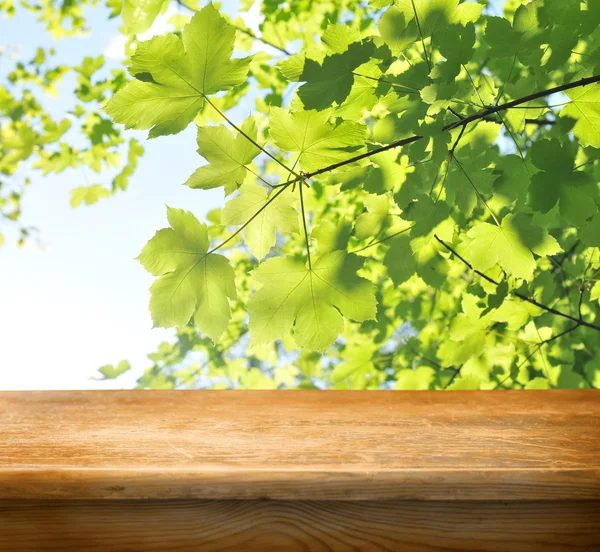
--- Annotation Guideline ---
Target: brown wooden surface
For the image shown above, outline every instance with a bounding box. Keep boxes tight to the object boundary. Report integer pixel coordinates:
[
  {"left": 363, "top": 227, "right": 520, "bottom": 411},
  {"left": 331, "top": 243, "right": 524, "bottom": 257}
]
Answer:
[
  {"left": 1, "top": 390, "right": 599, "bottom": 501},
  {"left": 2, "top": 499, "right": 600, "bottom": 551}
]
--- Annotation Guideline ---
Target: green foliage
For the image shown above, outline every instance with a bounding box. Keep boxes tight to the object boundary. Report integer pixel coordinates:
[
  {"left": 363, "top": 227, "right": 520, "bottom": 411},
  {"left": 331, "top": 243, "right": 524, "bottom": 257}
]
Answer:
[
  {"left": 466, "top": 214, "right": 561, "bottom": 281},
  {"left": 137, "top": 207, "right": 236, "bottom": 342},
  {"left": 185, "top": 118, "right": 260, "bottom": 193},
  {"left": 105, "top": 4, "right": 251, "bottom": 138},
  {"left": 268, "top": 107, "right": 366, "bottom": 172},
  {"left": 221, "top": 183, "right": 297, "bottom": 259},
  {"left": 5, "top": 0, "right": 600, "bottom": 390},
  {"left": 96, "top": 360, "right": 132, "bottom": 380},
  {"left": 248, "top": 251, "right": 376, "bottom": 352}
]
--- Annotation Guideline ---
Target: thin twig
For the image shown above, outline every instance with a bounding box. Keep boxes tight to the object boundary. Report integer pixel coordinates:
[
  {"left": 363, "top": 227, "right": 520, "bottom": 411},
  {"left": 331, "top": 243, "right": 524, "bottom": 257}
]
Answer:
[
  {"left": 352, "top": 72, "right": 420, "bottom": 94},
  {"left": 452, "top": 156, "right": 500, "bottom": 226},
  {"left": 351, "top": 225, "right": 414, "bottom": 253},
  {"left": 445, "top": 75, "right": 600, "bottom": 132},
  {"left": 204, "top": 97, "right": 298, "bottom": 178},
  {"left": 444, "top": 366, "right": 461, "bottom": 389},
  {"left": 208, "top": 184, "right": 291, "bottom": 254},
  {"left": 411, "top": 0, "right": 431, "bottom": 72}
]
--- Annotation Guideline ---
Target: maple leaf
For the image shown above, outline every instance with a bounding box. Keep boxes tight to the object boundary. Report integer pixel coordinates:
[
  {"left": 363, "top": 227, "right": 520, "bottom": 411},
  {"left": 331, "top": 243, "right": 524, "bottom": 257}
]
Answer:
[
  {"left": 105, "top": 4, "right": 251, "bottom": 138},
  {"left": 465, "top": 214, "right": 561, "bottom": 281},
  {"left": 268, "top": 107, "right": 366, "bottom": 172},
  {"left": 138, "top": 207, "right": 236, "bottom": 342},
  {"left": 248, "top": 251, "right": 377, "bottom": 351},
  {"left": 185, "top": 117, "right": 261, "bottom": 194},
  {"left": 221, "top": 183, "right": 298, "bottom": 260}
]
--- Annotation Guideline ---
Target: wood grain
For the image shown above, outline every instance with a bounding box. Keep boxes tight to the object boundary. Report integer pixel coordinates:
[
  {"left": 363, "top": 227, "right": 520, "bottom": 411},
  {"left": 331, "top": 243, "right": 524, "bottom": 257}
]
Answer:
[
  {"left": 2, "top": 499, "right": 599, "bottom": 551},
  {"left": 0, "top": 390, "right": 599, "bottom": 500}
]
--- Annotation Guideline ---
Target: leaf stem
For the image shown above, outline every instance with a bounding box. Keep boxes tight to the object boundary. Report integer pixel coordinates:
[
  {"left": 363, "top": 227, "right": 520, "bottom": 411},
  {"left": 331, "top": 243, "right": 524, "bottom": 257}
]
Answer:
[
  {"left": 352, "top": 72, "right": 420, "bottom": 95},
  {"left": 234, "top": 25, "right": 290, "bottom": 55},
  {"left": 451, "top": 156, "right": 500, "bottom": 226},
  {"left": 204, "top": 96, "right": 299, "bottom": 178},
  {"left": 411, "top": 0, "right": 431, "bottom": 72},
  {"left": 208, "top": 184, "right": 291, "bottom": 254},
  {"left": 298, "top": 178, "right": 312, "bottom": 269},
  {"left": 351, "top": 225, "right": 414, "bottom": 253}
]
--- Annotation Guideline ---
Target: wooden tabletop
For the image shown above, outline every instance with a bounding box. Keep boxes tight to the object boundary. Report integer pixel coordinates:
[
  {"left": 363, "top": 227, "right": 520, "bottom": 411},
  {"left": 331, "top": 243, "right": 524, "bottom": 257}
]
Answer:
[{"left": 0, "top": 390, "right": 598, "bottom": 501}]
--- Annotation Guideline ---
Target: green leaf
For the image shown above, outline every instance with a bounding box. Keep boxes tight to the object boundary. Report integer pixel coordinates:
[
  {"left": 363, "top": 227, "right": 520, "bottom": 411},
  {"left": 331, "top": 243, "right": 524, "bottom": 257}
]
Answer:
[
  {"left": 105, "top": 4, "right": 251, "bottom": 138},
  {"left": 185, "top": 117, "right": 260, "bottom": 194},
  {"left": 447, "top": 374, "right": 481, "bottom": 390},
  {"left": 484, "top": 4, "right": 542, "bottom": 64},
  {"left": 121, "top": 0, "right": 164, "bottom": 34},
  {"left": 364, "top": 150, "right": 407, "bottom": 195},
  {"left": 221, "top": 183, "right": 297, "bottom": 260},
  {"left": 70, "top": 185, "right": 111, "bottom": 208},
  {"left": 269, "top": 107, "right": 366, "bottom": 172},
  {"left": 248, "top": 251, "right": 377, "bottom": 351},
  {"left": 445, "top": 294, "right": 490, "bottom": 365},
  {"left": 113, "top": 138, "right": 145, "bottom": 192},
  {"left": 354, "top": 193, "right": 391, "bottom": 240},
  {"left": 591, "top": 281, "right": 600, "bottom": 303},
  {"left": 296, "top": 41, "right": 375, "bottom": 111},
  {"left": 491, "top": 298, "right": 541, "bottom": 331},
  {"left": 525, "top": 377, "right": 550, "bottom": 390},
  {"left": 582, "top": 213, "right": 600, "bottom": 247},
  {"left": 97, "top": 360, "right": 131, "bottom": 380},
  {"left": 445, "top": 148, "right": 497, "bottom": 217},
  {"left": 466, "top": 214, "right": 561, "bottom": 281},
  {"left": 484, "top": 17, "right": 522, "bottom": 59},
  {"left": 436, "top": 23, "right": 475, "bottom": 66},
  {"left": 384, "top": 235, "right": 417, "bottom": 285},
  {"left": 332, "top": 343, "right": 374, "bottom": 383},
  {"left": 561, "top": 83, "right": 600, "bottom": 148},
  {"left": 394, "top": 367, "right": 435, "bottom": 390},
  {"left": 395, "top": 0, "right": 482, "bottom": 38},
  {"left": 528, "top": 139, "right": 597, "bottom": 225},
  {"left": 493, "top": 154, "right": 535, "bottom": 202},
  {"left": 313, "top": 219, "right": 352, "bottom": 254},
  {"left": 321, "top": 23, "right": 362, "bottom": 54},
  {"left": 138, "top": 207, "right": 236, "bottom": 342}
]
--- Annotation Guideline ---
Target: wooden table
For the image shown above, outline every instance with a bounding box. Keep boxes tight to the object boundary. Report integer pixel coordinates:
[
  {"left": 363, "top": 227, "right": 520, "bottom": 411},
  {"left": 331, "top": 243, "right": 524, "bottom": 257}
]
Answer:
[{"left": 0, "top": 390, "right": 599, "bottom": 551}]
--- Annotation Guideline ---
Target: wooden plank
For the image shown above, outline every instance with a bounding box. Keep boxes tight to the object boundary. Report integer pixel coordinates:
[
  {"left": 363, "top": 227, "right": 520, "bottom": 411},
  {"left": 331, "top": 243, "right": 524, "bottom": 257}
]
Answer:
[
  {"left": 0, "top": 390, "right": 599, "bottom": 501},
  {"left": 2, "top": 499, "right": 599, "bottom": 551}
]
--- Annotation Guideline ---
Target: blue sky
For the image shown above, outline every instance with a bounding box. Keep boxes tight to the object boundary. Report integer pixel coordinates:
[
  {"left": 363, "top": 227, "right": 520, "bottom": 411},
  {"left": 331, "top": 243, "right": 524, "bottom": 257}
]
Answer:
[{"left": 0, "top": 1, "right": 262, "bottom": 389}]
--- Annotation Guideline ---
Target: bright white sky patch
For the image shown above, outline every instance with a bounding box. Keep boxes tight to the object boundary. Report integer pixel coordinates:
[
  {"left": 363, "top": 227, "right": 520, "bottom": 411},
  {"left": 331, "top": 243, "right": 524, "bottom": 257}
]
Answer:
[{"left": 104, "top": 34, "right": 127, "bottom": 59}]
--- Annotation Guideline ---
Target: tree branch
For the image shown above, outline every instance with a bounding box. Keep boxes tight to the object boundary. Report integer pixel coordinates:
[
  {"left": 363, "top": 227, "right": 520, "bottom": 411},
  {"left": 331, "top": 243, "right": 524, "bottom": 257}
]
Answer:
[
  {"left": 433, "top": 235, "right": 600, "bottom": 334},
  {"left": 299, "top": 74, "right": 600, "bottom": 184},
  {"left": 445, "top": 74, "right": 600, "bottom": 132}
]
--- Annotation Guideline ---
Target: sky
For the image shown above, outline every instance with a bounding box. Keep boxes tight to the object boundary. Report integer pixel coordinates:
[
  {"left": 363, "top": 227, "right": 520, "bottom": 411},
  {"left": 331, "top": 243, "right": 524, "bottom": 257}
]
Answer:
[{"left": 0, "top": 1, "right": 262, "bottom": 389}]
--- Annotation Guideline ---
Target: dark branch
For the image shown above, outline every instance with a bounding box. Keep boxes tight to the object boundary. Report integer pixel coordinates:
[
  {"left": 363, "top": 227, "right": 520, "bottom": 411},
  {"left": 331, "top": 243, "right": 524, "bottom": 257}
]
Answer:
[
  {"left": 300, "top": 74, "right": 600, "bottom": 184},
  {"left": 445, "top": 74, "right": 600, "bottom": 132},
  {"left": 433, "top": 235, "right": 600, "bottom": 334}
]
